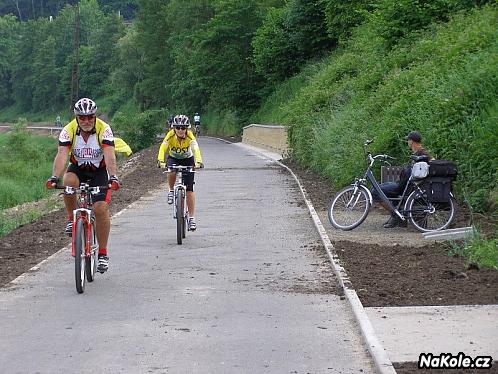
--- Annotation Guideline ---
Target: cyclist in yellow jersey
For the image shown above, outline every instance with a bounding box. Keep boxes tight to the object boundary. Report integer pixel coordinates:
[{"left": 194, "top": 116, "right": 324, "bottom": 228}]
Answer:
[{"left": 157, "top": 114, "right": 204, "bottom": 231}]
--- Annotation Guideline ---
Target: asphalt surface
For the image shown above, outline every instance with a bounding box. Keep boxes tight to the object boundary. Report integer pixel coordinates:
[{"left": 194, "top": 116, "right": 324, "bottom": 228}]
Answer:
[{"left": 0, "top": 138, "right": 376, "bottom": 373}]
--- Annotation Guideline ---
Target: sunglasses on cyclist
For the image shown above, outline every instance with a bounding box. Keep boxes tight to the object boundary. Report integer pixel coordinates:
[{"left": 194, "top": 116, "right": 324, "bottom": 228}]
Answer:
[
  {"left": 77, "top": 115, "right": 96, "bottom": 120},
  {"left": 174, "top": 126, "right": 187, "bottom": 130}
]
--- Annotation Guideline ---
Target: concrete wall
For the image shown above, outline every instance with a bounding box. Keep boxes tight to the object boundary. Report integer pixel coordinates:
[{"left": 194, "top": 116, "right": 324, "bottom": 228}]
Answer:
[{"left": 242, "top": 124, "right": 288, "bottom": 155}]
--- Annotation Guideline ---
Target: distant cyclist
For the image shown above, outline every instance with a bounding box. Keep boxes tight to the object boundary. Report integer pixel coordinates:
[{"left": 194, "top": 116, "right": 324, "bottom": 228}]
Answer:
[
  {"left": 167, "top": 114, "right": 175, "bottom": 129},
  {"left": 157, "top": 114, "right": 204, "bottom": 231},
  {"left": 45, "top": 98, "right": 121, "bottom": 273},
  {"left": 193, "top": 112, "right": 201, "bottom": 136}
]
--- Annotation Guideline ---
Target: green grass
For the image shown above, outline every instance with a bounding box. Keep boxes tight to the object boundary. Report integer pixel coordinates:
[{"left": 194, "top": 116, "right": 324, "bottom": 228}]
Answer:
[
  {"left": 0, "top": 128, "right": 57, "bottom": 210},
  {"left": 0, "top": 198, "right": 61, "bottom": 237},
  {"left": 449, "top": 229, "right": 498, "bottom": 269},
  {"left": 0, "top": 102, "right": 72, "bottom": 124}
]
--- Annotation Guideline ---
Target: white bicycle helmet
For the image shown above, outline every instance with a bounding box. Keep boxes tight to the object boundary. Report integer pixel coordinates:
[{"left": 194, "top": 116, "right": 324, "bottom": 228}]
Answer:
[
  {"left": 74, "top": 98, "right": 97, "bottom": 116},
  {"left": 173, "top": 114, "right": 191, "bottom": 128}
]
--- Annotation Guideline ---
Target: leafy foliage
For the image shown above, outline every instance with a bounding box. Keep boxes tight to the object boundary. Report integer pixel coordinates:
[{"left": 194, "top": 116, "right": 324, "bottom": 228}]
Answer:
[
  {"left": 113, "top": 108, "right": 166, "bottom": 151},
  {"left": 368, "top": 0, "right": 495, "bottom": 47},
  {"left": 189, "top": 0, "right": 265, "bottom": 111},
  {"left": 324, "top": 0, "right": 376, "bottom": 40},
  {"left": 252, "top": 0, "right": 334, "bottom": 83}
]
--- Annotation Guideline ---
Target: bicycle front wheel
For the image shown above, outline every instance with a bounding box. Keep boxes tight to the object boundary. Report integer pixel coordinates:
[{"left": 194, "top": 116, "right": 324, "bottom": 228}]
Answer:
[
  {"left": 176, "top": 188, "right": 184, "bottom": 245},
  {"left": 85, "top": 218, "right": 97, "bottom": 282},
  {"left": 405, "top": 190, "right": 456, "bottom": 232},
  {"left": 74, "top": 219, "right": 86, "bottom": 294},
  {"left": 328, "top": 186, "right": 371, "bottom": 230},
  {"left": 182, "top": 211, "right": 187, "bottom": 238}
]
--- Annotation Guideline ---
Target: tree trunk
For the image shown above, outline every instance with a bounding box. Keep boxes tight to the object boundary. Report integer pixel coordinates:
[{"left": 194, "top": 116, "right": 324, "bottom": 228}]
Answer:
[{"left": 13, "top": 0, "right": 22, "bottom": 21}]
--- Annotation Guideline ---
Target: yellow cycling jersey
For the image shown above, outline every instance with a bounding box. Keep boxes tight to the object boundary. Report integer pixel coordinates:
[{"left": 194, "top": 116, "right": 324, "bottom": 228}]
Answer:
[{"left": 158, "top": 129, "right": 203, "bottom": 164}]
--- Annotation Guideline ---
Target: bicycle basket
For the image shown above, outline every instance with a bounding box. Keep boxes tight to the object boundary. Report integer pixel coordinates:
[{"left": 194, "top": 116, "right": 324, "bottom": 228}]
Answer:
[{"left": 411, "top": 161, "right": 429, "bottom": 180}]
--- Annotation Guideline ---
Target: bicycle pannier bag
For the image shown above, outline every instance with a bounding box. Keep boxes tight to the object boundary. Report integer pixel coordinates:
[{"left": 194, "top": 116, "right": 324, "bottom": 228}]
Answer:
[
  {"left": 428, "top": 160, "right": 458, "bottom": 179},
  {"left": 411, "top": 162, "right": 429, "bottom": 180},
  {"left": 424, "top": 177, "right": 453, "bottom": 202}
]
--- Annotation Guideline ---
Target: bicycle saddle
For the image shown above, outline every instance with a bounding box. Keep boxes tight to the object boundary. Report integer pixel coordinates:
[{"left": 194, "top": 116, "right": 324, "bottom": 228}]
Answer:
[{"left": 410, "top": 155, "right": 430, "bottom": 162}]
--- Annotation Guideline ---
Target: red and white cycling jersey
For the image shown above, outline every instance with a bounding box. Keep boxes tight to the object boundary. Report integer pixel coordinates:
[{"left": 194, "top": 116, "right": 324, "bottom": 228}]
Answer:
[{"left": 58, "top": 119, "right": 115, "bottom": 170}]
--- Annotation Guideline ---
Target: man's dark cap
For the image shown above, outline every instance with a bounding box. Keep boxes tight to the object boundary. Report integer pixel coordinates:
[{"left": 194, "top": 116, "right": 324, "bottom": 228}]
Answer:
[{"left": 405, "top": 131, "right": 422, "bottom": 142}]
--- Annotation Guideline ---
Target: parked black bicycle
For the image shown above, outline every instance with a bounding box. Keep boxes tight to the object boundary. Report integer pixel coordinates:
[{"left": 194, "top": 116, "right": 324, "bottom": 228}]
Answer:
[{"left": 327, "top": 140, "right": 457, "bottom": 232}]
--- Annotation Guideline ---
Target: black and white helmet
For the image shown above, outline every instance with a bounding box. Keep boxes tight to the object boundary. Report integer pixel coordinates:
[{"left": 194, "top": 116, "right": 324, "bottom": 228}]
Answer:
[
  {"left": 74, "top": 98, "right": 97, "bottom": 116},
  {"left": 173, "top": 114, "right": 190, "bottom": 128}
]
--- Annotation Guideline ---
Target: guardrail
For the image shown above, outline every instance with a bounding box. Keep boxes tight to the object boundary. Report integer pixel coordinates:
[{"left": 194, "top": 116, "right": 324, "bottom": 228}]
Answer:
[
  {"left": 242, "top": 124, "right": 288, "bottom": 155},
  {"left": 422, "top": 226, "right": 474, "bottom": 240},
  {"left": 0, "top": 125, "right": 62, "bottom": 136}
]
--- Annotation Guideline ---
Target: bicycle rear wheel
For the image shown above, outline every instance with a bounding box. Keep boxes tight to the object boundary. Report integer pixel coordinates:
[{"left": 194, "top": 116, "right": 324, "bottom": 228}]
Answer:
[
  {"left": 74, "top": 219, "right": 86, "bottom": 294},
  {"left": 176, "top": 188, "right": 184, "bottom": 244},
  {"left": 85, "top": 218, "right": 97, "bottom": 282},
  {"left": 328, "top": 186, "right": 371, "bottom": 230},
  {"left": 405, "top": 190, "right": 456, "bottom": 232}
]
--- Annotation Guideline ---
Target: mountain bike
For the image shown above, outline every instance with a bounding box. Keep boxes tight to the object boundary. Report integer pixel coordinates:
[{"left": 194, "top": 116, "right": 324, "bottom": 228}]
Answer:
[
  {"left": 167, "top": 165, "right": 195, "bottom": 244},
  {"left": 327, "top": 140, "right": 456, "bottom": 232},
  {"left": 57, "top": 183, "right": 108, "bottom": 293}
]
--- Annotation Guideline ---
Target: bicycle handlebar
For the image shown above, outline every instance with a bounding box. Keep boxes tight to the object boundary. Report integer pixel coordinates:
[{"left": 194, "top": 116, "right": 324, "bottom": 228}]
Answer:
[
  {"left": 55, "top": 184, "right": 110, "bottom": 194},
  {"left": 373, "top": 154, "right": 395, "bottom": 160},
  {"left": 167, "top": 165, "right": 195, "bottom": 173}
]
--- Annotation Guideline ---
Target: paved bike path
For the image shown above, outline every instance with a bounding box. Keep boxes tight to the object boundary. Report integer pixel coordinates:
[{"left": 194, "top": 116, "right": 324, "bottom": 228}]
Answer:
[{"left": 0, "top": 138, "right": 375, "bottom": 373}]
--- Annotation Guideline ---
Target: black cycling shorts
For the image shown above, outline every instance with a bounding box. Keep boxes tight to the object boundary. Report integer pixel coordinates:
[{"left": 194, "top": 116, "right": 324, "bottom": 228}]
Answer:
[
  {"left": 66, "top": 164, "right": 111, "bottom": 203},
  {"left": 167, "top": 156, "right": 195, "bottom": 192}
]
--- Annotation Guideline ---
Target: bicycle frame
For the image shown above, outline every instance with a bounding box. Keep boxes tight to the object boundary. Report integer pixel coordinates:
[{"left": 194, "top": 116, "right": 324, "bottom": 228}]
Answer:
[{"left": 65, "top": 185, "right": 102, "bottom": 258}]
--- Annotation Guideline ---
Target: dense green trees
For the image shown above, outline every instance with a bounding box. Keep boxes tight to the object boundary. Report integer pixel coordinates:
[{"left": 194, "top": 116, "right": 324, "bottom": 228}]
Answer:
[
  {"left": 0, "top": 15, "right": 18, "bottom": 107},
  {"left": 253, "top": 0, "right": 333, "bottom": 83},
  {"left": 0, "top": 0, "right": 136, "bottom": 20}
]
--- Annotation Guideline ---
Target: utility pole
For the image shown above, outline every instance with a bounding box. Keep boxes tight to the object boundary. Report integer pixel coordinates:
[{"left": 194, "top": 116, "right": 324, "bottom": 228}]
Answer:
[{"left": 70, "top": 4, "right": 80, "bottom": 115}]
